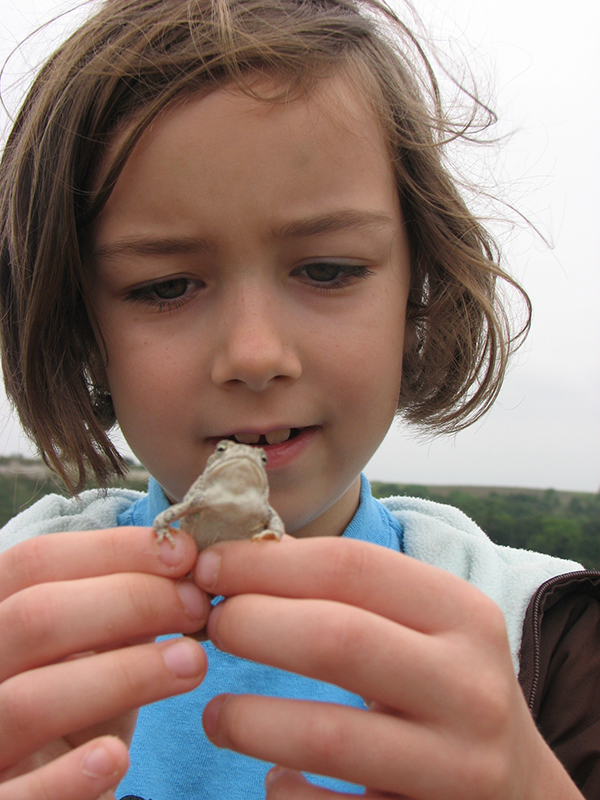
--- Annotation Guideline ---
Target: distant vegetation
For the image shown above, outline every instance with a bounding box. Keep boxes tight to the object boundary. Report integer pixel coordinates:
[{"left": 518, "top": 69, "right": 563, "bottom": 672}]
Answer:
[
  {"left": 0, "top": 455, "right": 149, "bottom": 531},
  {"left": 371, "top": 482, "right": 600, "bottom": 569},
  {"left": 0, "top": 457, "right": 598, "bottom": 569}
]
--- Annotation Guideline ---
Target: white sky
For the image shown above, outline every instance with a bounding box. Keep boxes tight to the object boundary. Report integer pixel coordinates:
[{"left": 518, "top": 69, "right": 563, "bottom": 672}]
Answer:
[{"left": 0, "top": 0, "right": 598, "bottom": 492}]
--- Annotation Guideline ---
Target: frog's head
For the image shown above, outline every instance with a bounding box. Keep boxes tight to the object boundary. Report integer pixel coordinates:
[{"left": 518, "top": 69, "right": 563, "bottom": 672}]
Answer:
[{"left": 204, "top": 439, "right": 269, "bottom": 496}]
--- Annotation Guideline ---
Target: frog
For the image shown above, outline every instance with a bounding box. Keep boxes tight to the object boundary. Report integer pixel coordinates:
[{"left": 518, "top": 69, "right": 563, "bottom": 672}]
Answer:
[{"left": 153, "top": 439, "right": 285, "bottom": 549}]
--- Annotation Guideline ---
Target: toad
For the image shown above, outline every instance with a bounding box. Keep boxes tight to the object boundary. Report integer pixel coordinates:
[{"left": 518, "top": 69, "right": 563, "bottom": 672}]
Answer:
[{"left": 153, "top": 439, "right": 285, "bottom": 549}]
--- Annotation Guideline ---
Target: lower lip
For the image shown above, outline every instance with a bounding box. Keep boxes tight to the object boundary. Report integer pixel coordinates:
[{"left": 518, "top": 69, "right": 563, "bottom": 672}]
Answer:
[{"left": 261, "top": 426, "right": 319, "bottom": 471}]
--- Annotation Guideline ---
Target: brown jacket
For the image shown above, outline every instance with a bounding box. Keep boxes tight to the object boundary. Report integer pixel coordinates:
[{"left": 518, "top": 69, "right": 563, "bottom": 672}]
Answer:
[{"left": 519, "top": 570, "right": 600, "bottom": 799}]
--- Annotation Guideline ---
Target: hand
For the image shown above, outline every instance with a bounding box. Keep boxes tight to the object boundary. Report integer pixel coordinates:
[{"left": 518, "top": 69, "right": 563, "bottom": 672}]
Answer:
[
  {"left": 0, "top": 527, "right": 209, "bottom": 800},
  {"left": 194, "top": 537, "right": 584, "bottom": 800}
]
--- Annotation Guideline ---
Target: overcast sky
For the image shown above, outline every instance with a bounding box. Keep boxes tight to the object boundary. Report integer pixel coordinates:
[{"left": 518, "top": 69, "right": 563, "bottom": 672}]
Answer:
[{"left": 0, "top": 0, "right": 598, "bottom": 492}]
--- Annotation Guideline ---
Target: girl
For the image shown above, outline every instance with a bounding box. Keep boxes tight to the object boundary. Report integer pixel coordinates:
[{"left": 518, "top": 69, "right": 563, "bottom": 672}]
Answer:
[{"left": 0, "top": 0, "right": 598, "bottom": 798}]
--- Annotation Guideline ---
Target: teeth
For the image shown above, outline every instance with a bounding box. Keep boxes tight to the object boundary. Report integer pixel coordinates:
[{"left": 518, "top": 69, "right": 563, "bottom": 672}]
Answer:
[
  {"left": 232, "top": 428, "right": 293, "bottom": 445},
  {"left": 265, "top": 428, "right": 291, "bottom": 445},
  {"left": 233, "top": 433, "right": 261, "bottom": 444}
]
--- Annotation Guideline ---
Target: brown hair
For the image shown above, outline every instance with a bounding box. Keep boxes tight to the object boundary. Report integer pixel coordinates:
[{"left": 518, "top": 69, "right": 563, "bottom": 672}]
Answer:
[{"left": 0, "top": 0, "right": 530, "bottom": 492}]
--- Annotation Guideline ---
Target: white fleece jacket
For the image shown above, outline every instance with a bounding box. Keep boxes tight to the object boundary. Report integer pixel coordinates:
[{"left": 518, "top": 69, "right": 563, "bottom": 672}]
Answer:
[{"left": 0, "top": 485, "right": 581, "bottom": 672}]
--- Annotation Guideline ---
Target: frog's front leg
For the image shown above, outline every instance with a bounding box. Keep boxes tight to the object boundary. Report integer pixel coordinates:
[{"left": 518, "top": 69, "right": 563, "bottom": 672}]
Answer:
[
  {"left": 251, "top": 508, "right": 286, "bottom": 541},
  {"left": 153, "top": 499, "right": 201, "bottom": 545}
]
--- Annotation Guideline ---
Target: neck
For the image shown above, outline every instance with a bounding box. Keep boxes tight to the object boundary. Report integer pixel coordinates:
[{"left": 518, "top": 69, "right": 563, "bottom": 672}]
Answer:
[{"left": 289, "top": 476, "right": 362, "bottom": 539}]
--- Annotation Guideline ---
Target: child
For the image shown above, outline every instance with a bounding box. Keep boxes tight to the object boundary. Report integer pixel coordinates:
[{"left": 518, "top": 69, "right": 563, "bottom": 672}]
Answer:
[{"left": 0, "top": 0, "right": 598, "bottom": 798}]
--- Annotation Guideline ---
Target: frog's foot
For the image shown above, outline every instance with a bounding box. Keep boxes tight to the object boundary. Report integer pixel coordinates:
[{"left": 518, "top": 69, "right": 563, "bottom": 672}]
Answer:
[
  {"left": 252, "top": 529, "right": 281, "bottom": 541},
  {"left": 154, "top": 525, "right": 177, "bottom": 546}
]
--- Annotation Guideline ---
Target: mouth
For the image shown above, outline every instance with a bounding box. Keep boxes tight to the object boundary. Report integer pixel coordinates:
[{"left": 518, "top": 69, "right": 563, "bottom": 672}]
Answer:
[
  {"left": 209, "top": 426, "right": 318, "bottom": 471},
  {"left": 224, "top": 428, "right": 304, "bottom": 446}
]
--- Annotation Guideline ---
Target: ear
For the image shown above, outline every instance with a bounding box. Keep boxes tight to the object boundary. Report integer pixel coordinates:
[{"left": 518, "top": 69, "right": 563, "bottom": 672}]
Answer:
[
  {"left": 86, "top": 344, "right": 116, "bottom": 429},
  {"left": 87, "top": 338, "right": 110, "bottom": 392}
]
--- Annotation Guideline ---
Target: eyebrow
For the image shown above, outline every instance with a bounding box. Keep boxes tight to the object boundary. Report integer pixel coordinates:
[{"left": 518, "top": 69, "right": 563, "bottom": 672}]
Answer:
[
  {"left": 93, "top": 209, "right": 395, "bottom": 261},
  {"left": 94, "top": 235, "right": 209, "bottom": 261},
  {"left": 273, "top": 209, "right": 395, "bottom": 239}
]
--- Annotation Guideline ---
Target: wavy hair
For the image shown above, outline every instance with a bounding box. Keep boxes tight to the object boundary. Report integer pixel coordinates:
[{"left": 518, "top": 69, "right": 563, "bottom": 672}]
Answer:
[{"left": 0, "top": 0, "right": 530, "bottom": 491}]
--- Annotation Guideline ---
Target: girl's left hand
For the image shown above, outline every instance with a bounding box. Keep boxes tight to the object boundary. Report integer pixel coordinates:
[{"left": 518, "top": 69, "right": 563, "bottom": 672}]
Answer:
[{"left": 193, "top": 537, "right": 584, "bottom": 800}]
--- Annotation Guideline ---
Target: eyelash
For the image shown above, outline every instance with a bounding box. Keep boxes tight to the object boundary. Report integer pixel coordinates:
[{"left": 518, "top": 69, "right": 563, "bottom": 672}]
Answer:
[
  {"left": 125, "top": 278, "right": 200, "bottom": 311},
  {"left": 295, "top": 262, "right": 374, "bottom": 290},
  {"left": 125, "top": 263, "right": 374, "bottom": 309}
]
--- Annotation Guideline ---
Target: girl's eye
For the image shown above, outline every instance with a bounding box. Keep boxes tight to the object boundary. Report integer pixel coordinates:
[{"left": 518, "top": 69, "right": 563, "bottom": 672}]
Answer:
[
  {"left": 152, "top": 278, "right": 189, "bottom": 299},
  {"left": 304, "top": 263, "right": 345, "bottom": 283},
  {"left": 297, "top": 262, "right": 374, "bottom": 290},
  {"left": 126, "top": 277, "right": 200, "bottom": 309}
]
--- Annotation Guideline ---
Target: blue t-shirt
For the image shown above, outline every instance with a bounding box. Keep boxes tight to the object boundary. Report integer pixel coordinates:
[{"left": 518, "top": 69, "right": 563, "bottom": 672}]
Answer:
[{"left": 116, "top": 475, "right": 403, "bottom": 800}]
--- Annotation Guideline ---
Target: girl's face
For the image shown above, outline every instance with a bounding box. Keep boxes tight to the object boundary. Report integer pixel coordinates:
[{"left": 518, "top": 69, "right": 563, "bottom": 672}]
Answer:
[{"left": 89, "top": 72, "right": 411, "bottom": 537}]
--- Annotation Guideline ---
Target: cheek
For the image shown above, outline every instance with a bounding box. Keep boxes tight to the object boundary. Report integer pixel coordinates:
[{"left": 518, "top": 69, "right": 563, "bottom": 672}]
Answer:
[
  {"left": 102, "top": 321, "right": 195, "bottom": 394},
  {"left": 100, "top": 339, "right": 181, "bottom": 448},
  {"left": 326, "top": 301, "right": 405, "bottom": 405}
]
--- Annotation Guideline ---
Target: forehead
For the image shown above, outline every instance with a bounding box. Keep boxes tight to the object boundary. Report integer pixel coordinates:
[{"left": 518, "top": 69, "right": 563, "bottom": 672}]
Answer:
[
  {"left": 105, "top": 68, "right": 386, "bottom": 155},
  {"left": 91, "top": 70, "right": 400, "bottom": 253}
]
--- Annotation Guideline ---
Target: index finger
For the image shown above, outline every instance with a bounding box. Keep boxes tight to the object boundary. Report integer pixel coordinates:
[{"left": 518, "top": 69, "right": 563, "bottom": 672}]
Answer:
[
  {"left": 194, "top": 537, "right": 492, "bottom": 634},
  {"left": 0, "top": 527, "right": 198, "bottom": 602}
]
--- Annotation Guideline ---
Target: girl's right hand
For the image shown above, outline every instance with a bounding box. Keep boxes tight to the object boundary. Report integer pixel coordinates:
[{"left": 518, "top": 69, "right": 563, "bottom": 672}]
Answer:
[{"left": 0, "top": 526, "right": 208, "bottom": 800}]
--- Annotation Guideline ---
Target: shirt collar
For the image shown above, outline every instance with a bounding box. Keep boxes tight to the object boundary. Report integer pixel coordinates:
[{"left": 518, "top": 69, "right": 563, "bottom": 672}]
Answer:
[{"left": 143, "top": 473, "right": 403, "bottom": 551}]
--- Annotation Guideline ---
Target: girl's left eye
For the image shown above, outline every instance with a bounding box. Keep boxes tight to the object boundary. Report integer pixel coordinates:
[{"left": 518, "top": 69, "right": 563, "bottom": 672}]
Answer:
[
  {"left": 126, "top": 277, "right": 199, "bottom": 308},
  {"left": 297, "top": 262, "right": 373, "bottom": 289}
]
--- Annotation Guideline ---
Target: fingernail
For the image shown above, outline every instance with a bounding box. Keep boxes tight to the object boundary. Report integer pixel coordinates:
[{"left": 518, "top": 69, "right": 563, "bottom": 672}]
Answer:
[
  {"left": 162, "top": 638, "right": 205, "bottom": 678},
  {"left": 157, "top": 532, "right": 188, "bottom": 566},
  {"left": 82, "top": 745, "right": 119, "bottom": 778},
  {"left": 176, "top": 580, "right": 208, "bottom": 621},
  {"left": 196, "top": 549, "right": 221, "bottom": 590},
  {"left": 202, "top": 693, "right": 231, "bottom": 743}
]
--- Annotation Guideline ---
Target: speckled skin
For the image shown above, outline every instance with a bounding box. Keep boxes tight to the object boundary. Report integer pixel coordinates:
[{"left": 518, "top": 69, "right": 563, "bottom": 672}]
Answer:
[{"left": 153, "top": 440, "right": 285, "bottom": 549}]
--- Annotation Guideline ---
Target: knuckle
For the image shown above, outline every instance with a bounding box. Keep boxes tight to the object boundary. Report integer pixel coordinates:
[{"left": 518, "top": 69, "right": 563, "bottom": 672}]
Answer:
[
  {"left": 481, "top": 597, "right": 509, "bottom": 643},
  {"left": 460, "top": 747, "right": 511, "bottom": 799},
  {"left": 17, "top": 769, "right": 55, "bottom": 800},
  {"left": 101, "top": 573, "right": 185, "bottom": 640},
  {"left": 4, "top": 585, "right": 57, "bottom": 650},
  {"left": 450, "top": 654, "right": 515, "bottom": 742},
  {"left": 304, "top": 710, "right": 351, "bottom": 770},
  {"left": 123, "top": 574, "right": 167, "bottom": 626},
  {"left": 457, "top": 589, "right": 511, "bottom": 658},
  {"left": 327, "top": 539, "right": 370, "bottom": 592},
  {"left": 316, "top": 607, "right": 366, "bottom": 672},
  {"left": 0, "top": 673, "right": 39, "bottom": 747},
  {"left": 103, "top": 528, "right": 127, "bottom": 568},
  {"left": 483, "top": 671, "right": 514, "bottom": 727},
  {"left": 108, "top": 650, "right": 150, "bottom": 702},
  {"left": 0, "top": 536, "right": 48, "bottom": 594},
  {"left": 471, "top": 592, "right": 508, "bottom": 642},
  {"left": 482, "top": 682, "right": 515, "bottom": 742}
]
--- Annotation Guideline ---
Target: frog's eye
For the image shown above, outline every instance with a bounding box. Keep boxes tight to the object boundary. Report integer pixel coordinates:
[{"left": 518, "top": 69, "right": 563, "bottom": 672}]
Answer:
[
  {"left": 216, "top": 442, "right": 228, "bottom": 452},
  {"left": 260, "top": 453, "right": 267, "bottom": 464}
]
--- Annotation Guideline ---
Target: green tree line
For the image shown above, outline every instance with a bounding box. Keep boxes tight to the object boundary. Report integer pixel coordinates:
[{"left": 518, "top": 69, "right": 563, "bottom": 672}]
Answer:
[{"left": 372, "top": 482, "right": 600, "bottom": 569}]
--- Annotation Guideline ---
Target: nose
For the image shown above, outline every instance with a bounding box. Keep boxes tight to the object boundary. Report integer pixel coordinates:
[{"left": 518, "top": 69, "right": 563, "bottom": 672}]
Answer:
[{"left": 210, "top": 286, "right": 302, "bottom": 392}]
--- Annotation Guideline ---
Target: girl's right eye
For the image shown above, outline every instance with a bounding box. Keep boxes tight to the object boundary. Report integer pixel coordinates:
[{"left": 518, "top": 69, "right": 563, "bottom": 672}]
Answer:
[{"left": 126, "top": 277, "right": 201, "bottom": 309}]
